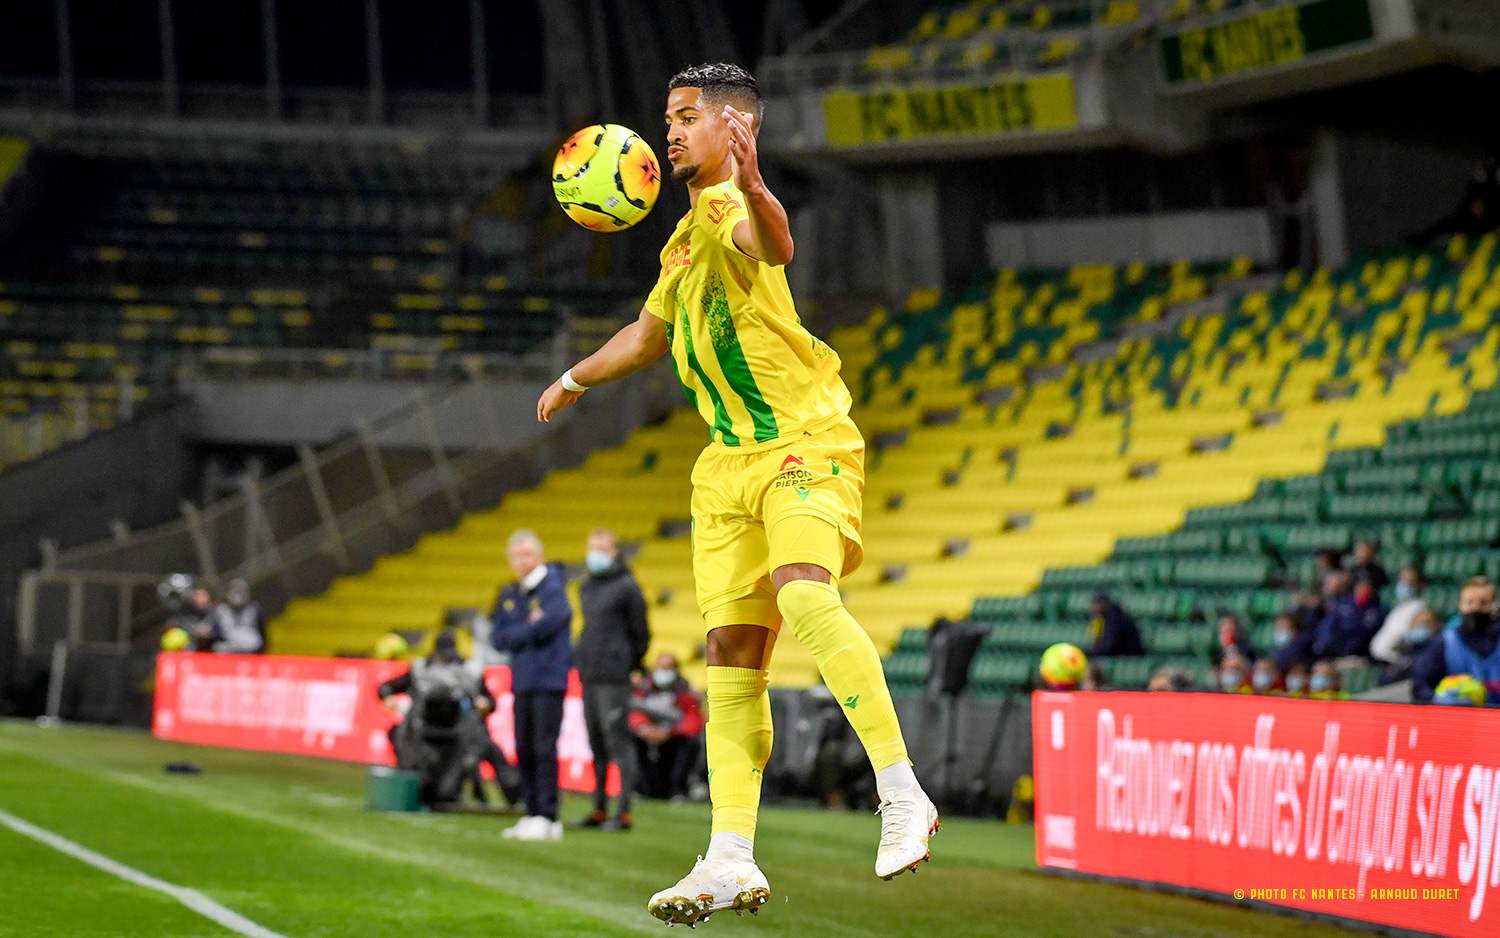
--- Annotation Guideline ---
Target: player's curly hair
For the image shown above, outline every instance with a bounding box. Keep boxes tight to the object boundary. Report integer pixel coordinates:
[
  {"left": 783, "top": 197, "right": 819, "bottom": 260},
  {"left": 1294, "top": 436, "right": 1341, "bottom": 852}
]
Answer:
[{"left": 668, "top": 63, "right": 763, "bottom": 130}]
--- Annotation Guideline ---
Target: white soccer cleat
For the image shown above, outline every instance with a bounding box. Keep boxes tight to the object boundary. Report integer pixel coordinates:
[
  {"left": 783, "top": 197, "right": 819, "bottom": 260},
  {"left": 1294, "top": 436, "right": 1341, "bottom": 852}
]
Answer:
[
  {"left": 647, "top": 855, "right": 770, "bottom": 925},
  {"left": 875, "top": 784, "right": 939, "bottom": 880}
]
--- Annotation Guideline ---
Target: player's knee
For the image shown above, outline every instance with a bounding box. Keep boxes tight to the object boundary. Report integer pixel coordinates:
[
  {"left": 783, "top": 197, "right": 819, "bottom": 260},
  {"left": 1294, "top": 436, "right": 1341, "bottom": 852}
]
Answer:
[{"left": 775, "top": 577, "right": 842, "bottom": 629}]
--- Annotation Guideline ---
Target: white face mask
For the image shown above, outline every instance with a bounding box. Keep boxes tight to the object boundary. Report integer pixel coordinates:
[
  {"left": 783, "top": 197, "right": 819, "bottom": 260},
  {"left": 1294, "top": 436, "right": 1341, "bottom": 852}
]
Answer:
[
  {"left": 652, "top": 669, "right": 677, "bottom": 688},
  {"left": 585, "top": 549, "right": 614, "bottom": 575}
]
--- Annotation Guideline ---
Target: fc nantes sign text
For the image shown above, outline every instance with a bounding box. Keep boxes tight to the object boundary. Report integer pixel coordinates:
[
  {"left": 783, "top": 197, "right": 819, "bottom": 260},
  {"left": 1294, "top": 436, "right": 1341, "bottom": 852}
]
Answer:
[
  {"left": 1161, "top": 0, "right": 1375, "bottom": 86},
  {"left": 823, "top": 74, "right": 1077, "bottom": 148}
]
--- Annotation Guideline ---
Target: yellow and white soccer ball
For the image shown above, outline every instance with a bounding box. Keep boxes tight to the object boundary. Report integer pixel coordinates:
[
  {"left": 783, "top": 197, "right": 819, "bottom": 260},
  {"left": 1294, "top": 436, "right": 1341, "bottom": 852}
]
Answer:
[
  {"left": 1039, "top": 642, "right": 1088, "bottom": 690},
  {"left": 552, "top": 123, "right": 661, "bottom": 230}
]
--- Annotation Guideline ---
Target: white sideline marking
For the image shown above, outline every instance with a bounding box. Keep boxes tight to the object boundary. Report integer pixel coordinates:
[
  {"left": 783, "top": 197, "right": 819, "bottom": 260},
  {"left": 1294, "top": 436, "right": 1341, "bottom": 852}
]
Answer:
[{"left": 0, "top": 806, "right": 291, "bottom": 938}]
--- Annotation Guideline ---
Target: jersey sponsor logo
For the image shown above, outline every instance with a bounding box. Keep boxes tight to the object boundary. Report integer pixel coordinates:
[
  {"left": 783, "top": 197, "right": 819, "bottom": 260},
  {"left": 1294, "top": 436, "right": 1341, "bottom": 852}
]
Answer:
[
  {"left": 661, "top": 236, "right": 692, "bottom": 277},
  {"left": 706, "top": 193, "right": 741, "bottom": 226},
  {"left": 774, "top": 454, "right": 817, "bottom": 491}
]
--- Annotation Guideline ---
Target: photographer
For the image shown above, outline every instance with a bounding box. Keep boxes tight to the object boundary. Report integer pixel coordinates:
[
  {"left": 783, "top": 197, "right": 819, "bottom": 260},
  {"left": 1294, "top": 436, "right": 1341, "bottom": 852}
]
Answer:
[
  {"left": 378, "top": 631, "right": 496, "bottom": 807},
  {"left": 209, "top": 578, "right": 266, "bottom": 654}
]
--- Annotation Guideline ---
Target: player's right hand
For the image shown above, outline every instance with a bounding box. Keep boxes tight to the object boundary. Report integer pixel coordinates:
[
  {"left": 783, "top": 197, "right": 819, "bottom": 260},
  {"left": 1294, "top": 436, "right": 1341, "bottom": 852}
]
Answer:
[{"left": 537, "top": 380, "right": 582, "bottom": 423}]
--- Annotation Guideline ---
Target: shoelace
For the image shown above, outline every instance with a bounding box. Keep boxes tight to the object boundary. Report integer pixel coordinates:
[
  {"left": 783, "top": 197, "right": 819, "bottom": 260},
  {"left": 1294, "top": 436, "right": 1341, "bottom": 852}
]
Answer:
[{"left": 876, "top": 794, "right": 920, "bottom": 851}]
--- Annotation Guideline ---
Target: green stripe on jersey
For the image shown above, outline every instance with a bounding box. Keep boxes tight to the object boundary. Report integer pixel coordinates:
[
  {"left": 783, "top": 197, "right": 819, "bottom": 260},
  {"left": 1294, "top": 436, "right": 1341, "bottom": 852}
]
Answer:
[
  {"left": 702, "top": 272, "right": 779, "bottom": 442},
  {"left": 679, "top": 303, "right": 738, "bottom": 446}
]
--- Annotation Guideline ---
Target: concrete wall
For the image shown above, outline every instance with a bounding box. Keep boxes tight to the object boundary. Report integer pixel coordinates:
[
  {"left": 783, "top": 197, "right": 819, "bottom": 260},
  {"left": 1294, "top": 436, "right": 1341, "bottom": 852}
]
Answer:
[
  {"left": 183, "top": 379, "right": 554, "bottom": 450},
  {"left": 985, "top": 207, "right": 1275, "bottom": 269}
]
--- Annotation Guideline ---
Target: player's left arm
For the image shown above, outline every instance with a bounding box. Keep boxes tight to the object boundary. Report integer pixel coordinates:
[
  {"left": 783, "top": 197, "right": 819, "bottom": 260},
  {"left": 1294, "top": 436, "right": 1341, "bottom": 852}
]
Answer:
[{"left": 724, "top": 105, "right": 794, "bottom": 267}]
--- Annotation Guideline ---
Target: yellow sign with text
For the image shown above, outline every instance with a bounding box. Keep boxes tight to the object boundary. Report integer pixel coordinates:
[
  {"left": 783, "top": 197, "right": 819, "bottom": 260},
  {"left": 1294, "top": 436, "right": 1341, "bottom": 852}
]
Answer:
[{"left": 823, "top": 74, "right": 1077, "bottom": 147}]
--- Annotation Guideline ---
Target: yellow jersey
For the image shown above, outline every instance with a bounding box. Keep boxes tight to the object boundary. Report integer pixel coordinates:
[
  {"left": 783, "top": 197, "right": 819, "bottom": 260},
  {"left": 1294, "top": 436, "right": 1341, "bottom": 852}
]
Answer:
[{"left": 644, "top": 180, "right": 851, "bottom": 451}]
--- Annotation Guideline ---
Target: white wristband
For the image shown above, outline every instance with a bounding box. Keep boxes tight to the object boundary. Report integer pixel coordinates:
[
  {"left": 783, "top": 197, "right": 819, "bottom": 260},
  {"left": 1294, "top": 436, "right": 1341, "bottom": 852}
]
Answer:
[{"left": 559, "top": 369, "right": 587, "bottom": 393}]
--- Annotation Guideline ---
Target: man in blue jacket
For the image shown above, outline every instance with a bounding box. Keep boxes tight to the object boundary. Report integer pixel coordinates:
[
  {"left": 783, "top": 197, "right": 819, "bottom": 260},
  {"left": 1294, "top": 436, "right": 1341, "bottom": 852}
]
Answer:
[
  {"left": 1412, "top": 576, "right": 1500, "bottom": 704},
  {"left": 492, "top": 529, "right": 574, "bottom": 841}
]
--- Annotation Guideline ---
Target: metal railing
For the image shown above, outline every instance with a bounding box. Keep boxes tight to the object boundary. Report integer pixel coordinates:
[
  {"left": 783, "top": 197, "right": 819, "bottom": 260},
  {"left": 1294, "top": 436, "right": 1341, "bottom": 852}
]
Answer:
[
  {"left": 15, "top": 346, "right": 680, "bottom": 659},
  {"left": 757, "top": 0, "right": 1144, "bottom": 96}
]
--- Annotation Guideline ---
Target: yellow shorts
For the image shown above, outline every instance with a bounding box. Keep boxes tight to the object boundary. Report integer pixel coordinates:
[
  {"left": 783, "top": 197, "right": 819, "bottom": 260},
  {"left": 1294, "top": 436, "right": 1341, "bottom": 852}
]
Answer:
[{"left": 690, "top": 415, "right": 865, "bottom": 631}]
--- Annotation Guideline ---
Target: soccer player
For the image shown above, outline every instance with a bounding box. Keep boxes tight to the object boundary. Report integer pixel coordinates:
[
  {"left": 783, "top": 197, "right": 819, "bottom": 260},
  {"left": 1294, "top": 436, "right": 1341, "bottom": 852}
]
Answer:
[{"left": 537, "top": 63, "right": 936, "bottom": 924}]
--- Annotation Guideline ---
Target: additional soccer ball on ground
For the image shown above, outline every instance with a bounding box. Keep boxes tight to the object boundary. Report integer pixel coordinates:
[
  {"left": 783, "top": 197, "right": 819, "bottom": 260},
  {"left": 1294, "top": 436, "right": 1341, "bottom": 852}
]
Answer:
[
  {"left": 552, "top": 124, "right": 661, "bottom": 231},
  {"left": 373, "top": 632, "right": 408, "bottom": 661},
  {"left": 1039, "top": 642, "right": 1088, "bottom": 690},
  {"left": 160, "top": 627, "right": 191, "bottom": 651},
  {"left": 1434, "top": 673, "right": 1486, "bottom": 706}
]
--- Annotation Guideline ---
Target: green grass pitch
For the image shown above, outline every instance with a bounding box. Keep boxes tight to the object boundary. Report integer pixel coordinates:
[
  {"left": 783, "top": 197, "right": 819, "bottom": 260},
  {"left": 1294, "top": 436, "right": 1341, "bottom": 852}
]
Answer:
[{"left": 0, "top": 720, "right": 1358, "bottom": 938}]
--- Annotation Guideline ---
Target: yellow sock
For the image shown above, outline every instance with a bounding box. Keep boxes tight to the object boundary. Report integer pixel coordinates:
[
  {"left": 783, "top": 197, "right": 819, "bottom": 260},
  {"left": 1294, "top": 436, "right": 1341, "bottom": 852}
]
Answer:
[
  {"left": 776, "top": 579, "right": 910, "bottom": 771},
  {"left": 705, "top": 666, "right": 772, "bottom": 840}
]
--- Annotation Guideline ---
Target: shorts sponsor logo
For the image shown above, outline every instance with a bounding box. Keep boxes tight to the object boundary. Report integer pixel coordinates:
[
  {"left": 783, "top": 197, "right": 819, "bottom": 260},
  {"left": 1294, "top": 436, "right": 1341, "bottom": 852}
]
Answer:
[{"left": 775, "top": 453, "right": 818, "bottom": 491}]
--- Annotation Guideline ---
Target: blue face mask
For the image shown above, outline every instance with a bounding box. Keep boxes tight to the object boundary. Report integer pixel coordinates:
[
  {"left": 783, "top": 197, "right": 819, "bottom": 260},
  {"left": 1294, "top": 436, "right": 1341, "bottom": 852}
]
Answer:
[
  {"left": 1285, "top": 675, "right": 1308, "bottom": 693},
  {"left": 1274, "top": 630, "right": 1293, "bottom": 648},
  {"left": 1395, "top": 582, "right": 1415, "bottom": 603},
  {"left": 585, "top": 550, "right": 614, "bottom": 575},
  {"left": 1220, "top": 669, "right": 1244, "bottom": 691},
  {"left": 1405, "top": 626, "right": 1434, "bottom": 645},
  {"left": 1252, "top": 671, "right": 1275, "bottom": 691},
  {"left": 1310, "top": 674, "right": 1333, "bottom": 694}
]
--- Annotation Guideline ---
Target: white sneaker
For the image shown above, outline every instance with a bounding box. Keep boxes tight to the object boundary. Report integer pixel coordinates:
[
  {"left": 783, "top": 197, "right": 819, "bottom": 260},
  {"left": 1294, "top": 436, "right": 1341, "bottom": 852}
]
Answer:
[
  {"left": 875, "top": 784, "right": 939, "bottom": 880},
  {"left": 647, "top": 855, "right": 770, "bottom": 925},
  {"left": 506, "top": 816, "right": 562, "bottom": 842}
]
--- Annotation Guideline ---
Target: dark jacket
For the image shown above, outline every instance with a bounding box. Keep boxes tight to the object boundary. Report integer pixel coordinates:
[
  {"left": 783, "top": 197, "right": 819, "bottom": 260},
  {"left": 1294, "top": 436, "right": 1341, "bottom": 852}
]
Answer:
[
  {"left": 1088, "top": 600, "right": 1144, "bottom": 657},
  {"left": 1313, "top": 594, "right": 1385, "bottom": 658},
  {"left": 490, "top": 562, "right": 573, "bottom": 693},
  {"left": 573, "top": 559, "right": 650, "bottom": 684},
  {"left": 1411, "top": 618, "right": 1500, "bottom": 702}
]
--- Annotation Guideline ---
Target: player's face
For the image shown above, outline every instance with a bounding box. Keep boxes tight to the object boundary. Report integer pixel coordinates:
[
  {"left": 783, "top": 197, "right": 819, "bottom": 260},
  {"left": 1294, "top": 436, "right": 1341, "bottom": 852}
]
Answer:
[{"left": 664, "top": 87, "right": 728, "bottom": 184}]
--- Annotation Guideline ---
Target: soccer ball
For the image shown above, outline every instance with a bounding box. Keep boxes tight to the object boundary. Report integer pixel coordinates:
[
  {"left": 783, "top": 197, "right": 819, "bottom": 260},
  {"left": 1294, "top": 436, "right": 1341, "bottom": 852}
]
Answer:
[
  {"left": 373, "top": 632, "right": 409, "bottom": 661},
  {"left": 160, "top": 627, "right": 191, "bottom": 651},
  {"left": 1434, "top": 673, "right": 1487, "bottom": 706},
  {"left": 552, "top": 124, "right": 661, "bottom": 231},
  {"left": 1039, "top": 642, "right": 1088, "bottom": 690}
]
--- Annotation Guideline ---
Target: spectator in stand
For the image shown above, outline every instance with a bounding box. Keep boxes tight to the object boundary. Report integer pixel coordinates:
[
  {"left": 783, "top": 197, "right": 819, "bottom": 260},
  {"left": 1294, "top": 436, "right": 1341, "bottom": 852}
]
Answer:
[
  {"left": 1270, "top": 612, "right": 1315, "bottom": 673},
  {"left": 1146, "top": 665, "right": 1196, "bottom": 692},
  {"left": 1370, "top": 565, "right": 1428, "bottom": 664},
  {"left": 1378, "top": 607, "right": 1442, "bottom": 686},
  {"left": 1411, "top": 576, "right": 1500, "bottom": 704},
  {"left": 572, "top": 527, "right": 651, "bottom": 832},
  {"left": 1086, "top": 592, "right": 1144, "bottom": 657},
  {"left": 1216, "top": 649, "right": 1253, "bottom": 693},
  {"left": 174, "top": 586, "right": 218, "bottom": 651},
  {"left": 1349, "top": 538, "right": 1390, "bottom": 592},
  {"left": 1286, "top": 586, "right": 1326, "bottom": 636},
  {"left": 1314, "top": 549, "right": 1344, "bottom": 582},
  {"left": 1308, "top": 660, "right": 1346, "bottom": 700},
  {"left": 1284, "top": 662, "right": 1311, "bottom": 697},
  {"left": 1312, "top": 571, "right": 1384, "bottom": 659},
  {"left": 631, "top": 653, "right": 705, "bottom": 800},
  {"left": 1211, "top": 613, "right": 1257, "bottom": 666},
  {"left": 491, "top": 529, "right": 573, "bottom": 842},
  {"left": 1251, "top": 658, "right": 1283, "bottom": 695},
  {"left": 209, "top": 579, "right": 266, "bottom": 654}
]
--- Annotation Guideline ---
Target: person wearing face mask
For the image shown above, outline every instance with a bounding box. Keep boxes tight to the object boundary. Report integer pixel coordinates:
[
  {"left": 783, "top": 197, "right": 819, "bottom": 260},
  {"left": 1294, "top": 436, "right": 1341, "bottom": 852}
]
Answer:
[
  {"left": 1250, "top": 659, "right": 1283, "bottom": 695},
  {"left": 631, "top": 653, "right": 706, "bottom": 800},
  {"left": 1378, "top": 607, "right": 1441, "bottom": 686},
  {"left": 1217, "top": 649, "right": 1252, "bottom": 694},
  {"left": 209, "top": 578, "right": 266, "bottom": 654},
  {"left": 1370, "top": 566, "right": 1428, "bottom": 664},
  {"left": 1312, "top": 571, "right": 1383, "bottom": 660},
  {"left": 573, "top": 528, "right": 651, "bottom": 831},
  {"left": 1269, "top": 612, "right": 1314, "bottom": 673},
  {"left": 1283, "top": 662, "right": 1311, "bottom": 697},
  {"left": 1308, "top": 661, "right": 1346, "bottom": 700},
  {"left": 1412, "top": 576, "right": 1500, "bottom": 704}
]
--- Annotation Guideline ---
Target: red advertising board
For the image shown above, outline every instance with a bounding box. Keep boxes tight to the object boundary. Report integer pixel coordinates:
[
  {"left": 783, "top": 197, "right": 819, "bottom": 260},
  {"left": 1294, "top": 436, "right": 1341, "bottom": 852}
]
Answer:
[
  {"left": 1032, "top": 691, "right": 1500, "bottom": 937},
  {"left": 152, "top": 652, "right": 617, "bottom": 795}
]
